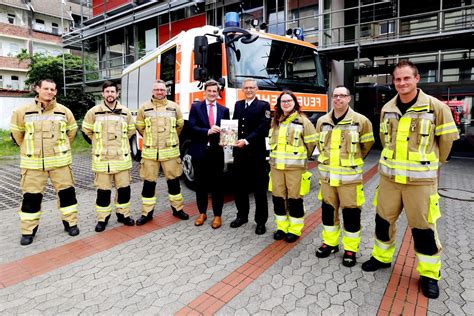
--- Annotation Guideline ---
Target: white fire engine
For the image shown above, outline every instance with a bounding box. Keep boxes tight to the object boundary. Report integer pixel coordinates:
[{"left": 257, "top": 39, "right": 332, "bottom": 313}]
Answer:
[{"left": 121, "top": 24, "right": 327, "bottom": 186}]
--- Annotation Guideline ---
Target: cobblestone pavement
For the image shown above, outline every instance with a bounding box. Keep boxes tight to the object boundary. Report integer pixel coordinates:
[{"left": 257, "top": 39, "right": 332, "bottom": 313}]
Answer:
[{"left": 0, "top": 152, "right": 472, "bottom": 315}]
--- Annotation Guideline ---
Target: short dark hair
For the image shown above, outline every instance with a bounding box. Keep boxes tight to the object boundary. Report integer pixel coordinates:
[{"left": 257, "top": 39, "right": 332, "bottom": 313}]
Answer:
[
  {"left": 204, "top": 79, "right": 219, "bottom": 91},
  {"left": 102, "top": 80, "right": 118, "bottom": 92},
  {"left": 393, "top": 60, "right": 419, "bottom": 77},
  {"left": 37, "top": 79, "right": 56, "bottom": 88}
]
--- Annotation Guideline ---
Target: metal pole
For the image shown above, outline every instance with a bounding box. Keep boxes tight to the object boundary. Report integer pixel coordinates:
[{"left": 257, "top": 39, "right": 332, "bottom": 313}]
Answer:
[{"left": 61, "top": 0, "right": 67, "bottom": 96}]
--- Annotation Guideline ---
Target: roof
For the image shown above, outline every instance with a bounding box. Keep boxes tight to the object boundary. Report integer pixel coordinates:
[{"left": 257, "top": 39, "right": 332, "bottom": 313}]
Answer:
[{"left": 0, "top": 0, "right": 91, "bottom": 21}]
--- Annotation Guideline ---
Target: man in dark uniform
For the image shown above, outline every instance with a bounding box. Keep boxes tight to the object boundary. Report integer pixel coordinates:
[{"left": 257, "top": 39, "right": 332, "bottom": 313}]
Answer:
[{"left": 230, "top": 78, "right": 271, "bottom": 235}]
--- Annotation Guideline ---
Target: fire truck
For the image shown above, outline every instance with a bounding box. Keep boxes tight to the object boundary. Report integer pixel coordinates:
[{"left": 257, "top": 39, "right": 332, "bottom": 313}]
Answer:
[{"left": 121, "top": 24, "right": 328, "bottom": 186}]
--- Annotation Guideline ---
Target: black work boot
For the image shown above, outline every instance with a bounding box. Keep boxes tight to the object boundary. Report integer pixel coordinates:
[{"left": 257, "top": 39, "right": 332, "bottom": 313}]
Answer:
[
  {"left": 361, "top": 256, "right": 391, "bottom": 272},
  {"left": 285, "top": 233, "right": 299, "bottom": 243},
  {"left": 63, "top": 220, "right": 80, "bottom": 236},
  {"left": 273, "top": 230, "right": 287, "bottom": 240},
  {"left": 20, "top": 235, "right": 34, "bottom": 246},
  {"left": 20, "top": 226, "right": 38, "bottom": 246},
  {"left": 172, "top": 207, "right": 189, "bottom": 220},
  {"left": 95, "top": 215, "right": 110, "bottom": 232},
  {"left": 420, "top": 276, "right": 440, "bottom": 299},
  {"left": 136, "top": 210, "right": 154, "bottom": 226},
  {"left": 316, "top": 243, "right": 339, "bottom": 258},
  {"left": 342, "top": 251, "right": 357, "bottom": 267},
  {"left": 116, "top": 213, "right": 135, "bottom": 226}
]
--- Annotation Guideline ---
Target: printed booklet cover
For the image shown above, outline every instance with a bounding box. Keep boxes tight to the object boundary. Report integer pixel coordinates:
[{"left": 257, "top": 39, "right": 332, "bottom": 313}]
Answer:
[{"left": 219, "top": 119, "right": 238, "bottom": 146}]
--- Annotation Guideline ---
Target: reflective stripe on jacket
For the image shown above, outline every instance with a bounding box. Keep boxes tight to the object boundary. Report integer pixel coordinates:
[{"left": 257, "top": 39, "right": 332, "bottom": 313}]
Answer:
[
  {"left": 379, "top": 89, "right": 459, "bottom": 184},
  {"left": 315, "top": 107, "right": 374, "bottom": 186},
  {"left": 82, "top": 101, "right": 135, "bottom": 172},
  {"left": 10, "top": 97, "right": 77, "bottom": 170},
  {"left": 269, "top": 112, "right": 316, "bottom": 170},
  {"left": 135, "top": 98, "right": 184, "bottom": 161}
]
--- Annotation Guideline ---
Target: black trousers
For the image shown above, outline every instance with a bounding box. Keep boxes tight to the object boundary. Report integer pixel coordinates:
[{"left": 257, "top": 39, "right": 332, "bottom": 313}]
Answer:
[
  {"left": 193, "top": 147, "right": 224, "bottom": 216},
  {"left": 233, "top": 154, "right": 269, "bottom": 225}
]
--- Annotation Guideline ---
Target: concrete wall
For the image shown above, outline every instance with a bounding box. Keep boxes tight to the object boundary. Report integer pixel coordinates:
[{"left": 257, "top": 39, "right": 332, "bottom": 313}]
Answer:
[{"left": 0, "top": 96, "right": 34, "bottom": 130}]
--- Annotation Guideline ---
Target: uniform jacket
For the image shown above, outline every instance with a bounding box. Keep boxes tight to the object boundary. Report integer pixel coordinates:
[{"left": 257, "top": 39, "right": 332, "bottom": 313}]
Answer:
[
  {"left": 10, "top": 97, "right": 77, "bottom": 170},
  {"left": 135, "top": 98, "right": 184, "bottom": 161},
  {"left": 232, "top": 98, "right": 271, "bottom": 161},
  {"left": 188, "top": 100, "right": 230, "bottom": 161},
  {"left": 269, "top": 112, "right": 317, "bottom": 170},
  {"left": 316, "top": 107, "right": 375, "bottom": 185},
  {"left": 379, "top": 89, "right": 459, "bottom": 184},
  {"left": 82, "top": 101, "right": 135, "bottom": 172}
]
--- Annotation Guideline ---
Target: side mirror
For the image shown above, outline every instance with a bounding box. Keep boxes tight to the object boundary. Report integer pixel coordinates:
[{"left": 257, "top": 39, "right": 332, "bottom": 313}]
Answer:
[
  {"left": 194, "top": 36, "right": 208, "bottom": 66},
  {"left": 218, "top": 77, "right": 226, "bottom": 88},
  {"left": 193, "top": 68, "right": 208, "bottom": 82}
]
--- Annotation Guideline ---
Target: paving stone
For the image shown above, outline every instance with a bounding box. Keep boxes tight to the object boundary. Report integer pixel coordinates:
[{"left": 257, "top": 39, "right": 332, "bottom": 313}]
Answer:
[{"left": 322, "top": 304, "right": 344, "bottom": 315}]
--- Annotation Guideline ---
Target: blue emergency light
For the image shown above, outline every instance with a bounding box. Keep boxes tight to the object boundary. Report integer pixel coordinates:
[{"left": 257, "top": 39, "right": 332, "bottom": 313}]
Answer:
[{"left": 225, "top": 12, "right": 240, "bottom": 27}]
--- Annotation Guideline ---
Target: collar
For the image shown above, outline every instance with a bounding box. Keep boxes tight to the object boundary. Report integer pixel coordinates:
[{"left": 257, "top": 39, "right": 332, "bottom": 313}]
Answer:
[
  {"left": 35, "top": 96, "right": 57, "bottom": 111},
  {"left": 384, "top": 89, "right": 431, "bottom": 115},
  {"left": 245, "top": 98, "right": 256, "bottom": 106},
  {"left": 206, "top": 100, "right": 216, "bottom": 107},
  {"left": 151, "top": 97, "right": 168, "bottom": 107}
]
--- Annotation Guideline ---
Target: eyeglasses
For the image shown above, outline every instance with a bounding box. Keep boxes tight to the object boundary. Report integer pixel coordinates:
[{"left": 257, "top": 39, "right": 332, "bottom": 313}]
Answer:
[
  {"left": 243, "top": 87, "right": 257, "bottom": 90},
  {"left": 281, "top": 99, "right": 294, "bottom": 104},
  {"left": 332, "top": 94, "right": 349, "bottom": 99},
  {"left": 153, "top": 89, "right": 166, "bottom": 92}
]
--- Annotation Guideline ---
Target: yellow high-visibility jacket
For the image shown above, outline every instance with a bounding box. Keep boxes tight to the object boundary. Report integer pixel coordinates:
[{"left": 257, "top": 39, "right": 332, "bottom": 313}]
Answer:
[
  {"left": 316, "top": 107, "right": 375, "bottom": 186},
  {"left": 82, "top": 101, "right": 135, "bottom": 172},
  {"left": 135, "top": 98, "right": 184, "bottom": 161},
  {"left": 10, "top": 97, "right": 77, "bottom": 170},
  {"left": 269, "top": 112, "right": 317, "bottom": 170},
  {"left": 379, "top": 89, "right": 459, "bottom": 184}
]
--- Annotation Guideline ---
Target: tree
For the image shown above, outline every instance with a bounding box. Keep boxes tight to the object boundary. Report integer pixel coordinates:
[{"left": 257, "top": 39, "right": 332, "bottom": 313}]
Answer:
[{"left": 17, "top": 51, "right": 96, "bottom": 120}]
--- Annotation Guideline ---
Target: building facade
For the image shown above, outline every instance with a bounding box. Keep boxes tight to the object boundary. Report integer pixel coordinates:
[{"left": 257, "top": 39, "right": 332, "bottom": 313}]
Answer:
[
  {"left": 0, "top": 0, "right": 90, "bottom": 93},
  {"left": 66, "top": 0, "right": 473, "bottom": 150}
]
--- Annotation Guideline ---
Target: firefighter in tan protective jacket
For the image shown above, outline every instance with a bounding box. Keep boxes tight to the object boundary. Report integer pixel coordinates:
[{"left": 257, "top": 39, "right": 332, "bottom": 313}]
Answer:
[
  {"left": 269, "top": 91, "right": 317, "bottom": 243},
  {"left": 315, "top": 86, "right": 374, "bottom": 267},
  {"left": 82, "top": 81, "right": 136, "bottom": 232},
  {"left": 134, "top": 80, "right": 189, "bottom": 225},
  {"left": 10, "top": 79, "right": 80, "bottom": 246},
  {"left": 362, "top": 61, "right": 460, "bottom": 299}
]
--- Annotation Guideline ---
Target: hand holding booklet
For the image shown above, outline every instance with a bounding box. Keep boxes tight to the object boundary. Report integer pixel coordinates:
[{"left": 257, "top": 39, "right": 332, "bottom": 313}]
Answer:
[{"left": 219, "top": 119, "right": 238, "bottom": 146}]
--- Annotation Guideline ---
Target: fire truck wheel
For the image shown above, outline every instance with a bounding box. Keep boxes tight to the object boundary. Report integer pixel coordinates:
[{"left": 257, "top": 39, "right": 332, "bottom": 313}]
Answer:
[{"left": 130, "top": 135, "right": 142, "bottom": 162}]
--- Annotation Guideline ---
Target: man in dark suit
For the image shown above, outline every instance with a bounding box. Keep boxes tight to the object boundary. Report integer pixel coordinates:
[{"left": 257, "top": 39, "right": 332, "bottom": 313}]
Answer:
[
  {"left": 188, "top": 79, "right": 230, "bottom": 229},
  {"left": 230, "top": 78, "right": 271, "bottom": 235}
]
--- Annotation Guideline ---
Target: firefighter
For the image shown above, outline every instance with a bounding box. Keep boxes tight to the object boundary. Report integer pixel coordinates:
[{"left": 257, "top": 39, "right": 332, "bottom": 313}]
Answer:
[
  {"left": 362, "top": 61, "right": 460, "bottom": 299},
  {"left": 314, "top": 86, "right": 375, "bottom": 267},
  {"left": 269, "top": 90, "right": 317, "bottom": 243},
  {"left": 10, "top": 79, "right": 79, "bottom": 245},
  {"left": 82, "top": 81, "right": 136, "bottom": 232},
  {"left": 135, "top": 80, "right": 189, "bottom": 225}
]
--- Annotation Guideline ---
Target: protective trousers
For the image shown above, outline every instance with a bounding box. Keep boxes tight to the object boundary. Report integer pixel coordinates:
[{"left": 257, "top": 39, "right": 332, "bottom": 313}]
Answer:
[
  {"left": 140, "top": 158, "right": 183, "bottom": 216},
  {"left": 270, "top": 167, "right": 305, "bottom": 236},
  {"left": 19, "top": 166, "right": 78, "bottom": 235},
  {"left": 318, "top": 182, "right": 365, "bottom": 252},
  {"left": 372, "top": 175, "right": 442, "bottom": 280},
  {"left": 94, "top": 170, "right": 131, "bottom": 221}
]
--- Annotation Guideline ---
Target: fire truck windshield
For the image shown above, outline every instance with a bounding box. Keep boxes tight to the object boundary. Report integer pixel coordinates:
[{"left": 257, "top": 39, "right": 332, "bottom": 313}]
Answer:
[{"left": 226, "top": 37, "right": 325, "bottom": 93}]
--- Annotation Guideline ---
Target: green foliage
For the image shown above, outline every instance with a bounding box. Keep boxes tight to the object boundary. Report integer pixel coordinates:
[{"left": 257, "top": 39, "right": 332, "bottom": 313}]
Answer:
[{"left": 17, "top": 51, "right": 97, "bottom": 120}]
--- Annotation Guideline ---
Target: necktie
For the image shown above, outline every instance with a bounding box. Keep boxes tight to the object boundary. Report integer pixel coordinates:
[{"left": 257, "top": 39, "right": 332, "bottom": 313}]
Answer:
[
  {"left": 208, "top": 103, "right": 214, "bottom": 127},
  {"left": 245, "top": 102, "right": 249, "bottom": 109}
]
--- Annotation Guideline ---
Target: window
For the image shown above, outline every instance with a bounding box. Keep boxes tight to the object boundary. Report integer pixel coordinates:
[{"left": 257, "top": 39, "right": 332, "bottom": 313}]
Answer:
[
  {"left": 11, "top": 75, "right": 20, "bottom": 89},
  {"left": 380, "top": 21, "right": 395, "bottom": 34},
  {"left": 0, "top": 75, "right": 3, "bottom": 88},
  {"left": 35, "top": 19, "right": 45, "bottom": 31},
  {"left": 8, "top": 13, "right": 15, "bottom": 24},
  {"left": 160, "top": 46, "right": 176, "bottom": 100},
  {"left": 52, "top": 22, "right": 59, "bottom": 34},
  {"left": 9, "top": 43, "right": 19, "bottom": 56}
]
